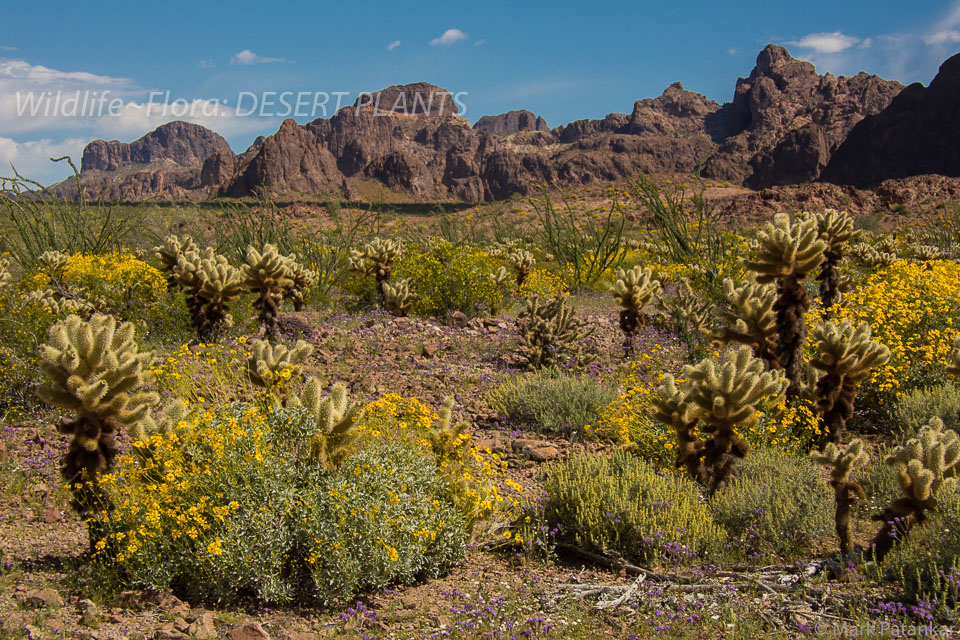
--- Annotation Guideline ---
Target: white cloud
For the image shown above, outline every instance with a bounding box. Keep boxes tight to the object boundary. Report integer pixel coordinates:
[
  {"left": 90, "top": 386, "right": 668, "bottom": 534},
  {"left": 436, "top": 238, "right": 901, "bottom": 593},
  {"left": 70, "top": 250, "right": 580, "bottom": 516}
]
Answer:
[
  {"left": 430, "top": 29, "right": 468, "bottom": 46},
  {"left": 0, "top": 136, "right": 91, "bottom": 184},
  {"left": 474, "top": 39, "right": 486, "bottom": 47},
  {"left": 788, "top": 31, "right": 861, "bottom": 54},
  {"left": 0, "top": 46, "right": 17, "bottom": 52},
  {"left": 923, "top": 30, "right": 960, "bottom": 45},
  {"left": 727, "top": 47, "right": 738, "bottom": 56},
  {"left": 197, "top": 59, "right": 215, "bottom": 69},
  {"left": 230, "top": 49, "right": 285, "bottom": 65},
  {"left": 387, "top": 40, "right": 401, "bottom": 51}
]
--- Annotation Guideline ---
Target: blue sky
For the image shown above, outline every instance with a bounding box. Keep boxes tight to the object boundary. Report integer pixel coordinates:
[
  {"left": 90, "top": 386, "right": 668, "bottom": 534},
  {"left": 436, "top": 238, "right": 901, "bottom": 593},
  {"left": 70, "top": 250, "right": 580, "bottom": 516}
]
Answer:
[{"left": 2, "top": 0, "right": 959, "bottom": 184}]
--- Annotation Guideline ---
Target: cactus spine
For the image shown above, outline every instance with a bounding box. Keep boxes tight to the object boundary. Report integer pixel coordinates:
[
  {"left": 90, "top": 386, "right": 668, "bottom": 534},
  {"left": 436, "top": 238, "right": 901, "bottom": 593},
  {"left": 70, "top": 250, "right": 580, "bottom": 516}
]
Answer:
[
  {"left": 744, "top": 213, "right": 825, "bottom": 398},
  {"left": 810, "top": 321, "right": 890, "bottom": 446},
  {"left": 811, "top": 439, "right": 870, "bottom": 555},
  {"left": 36, "top": 314, "right": 158, "bottom": 515},
  {"left": 611, "top": 266, "right": 661, "bottom": 356},
  {"left": 241, "top": 244, "right": 294, "bottom": 336},
  {"left": 870, "top": 418, "right": 960, "bottom": 562},
  {"left": 516, "top": 294, "right": 595, "bottom": 370}
]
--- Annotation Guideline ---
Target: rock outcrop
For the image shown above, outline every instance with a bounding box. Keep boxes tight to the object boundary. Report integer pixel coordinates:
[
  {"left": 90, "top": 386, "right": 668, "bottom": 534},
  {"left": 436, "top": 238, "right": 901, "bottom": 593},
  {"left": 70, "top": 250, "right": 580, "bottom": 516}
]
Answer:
[
  {"left": 474, "top": 110, "right": 550, "bottom": 136},
  {"left": 821, "top": 52, "right": 960, "bottom": 188},
  {"left": 54, "top": 45, "right": 916, "bottom": 202}
]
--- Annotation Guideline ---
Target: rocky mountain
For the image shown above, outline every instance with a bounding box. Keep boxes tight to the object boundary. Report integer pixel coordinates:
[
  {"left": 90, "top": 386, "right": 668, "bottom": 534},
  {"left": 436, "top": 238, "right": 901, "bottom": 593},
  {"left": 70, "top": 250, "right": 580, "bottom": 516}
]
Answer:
[
  {"left": 474, "top": 110, "right": 550, "bottom": 136},
  {"left": 55, "top": 45, "right": 915, "bottom": 202},
  {"left": 821, "top": 52, "right": 960, "bottom": 188}
]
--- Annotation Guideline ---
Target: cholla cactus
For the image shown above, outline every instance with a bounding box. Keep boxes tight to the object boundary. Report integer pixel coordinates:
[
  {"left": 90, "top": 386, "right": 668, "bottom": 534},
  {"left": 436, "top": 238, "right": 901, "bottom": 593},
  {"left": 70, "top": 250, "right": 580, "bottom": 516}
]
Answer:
[
  {"left": 849, "top": 243, "right": 898, "bottom": 269},
  {"left": 154, "top": 235, "right": 198, "bottom": 289},
  {"left": 811, "top": 210, "right": 859, "bottom": 309},
  {"left": 37, "top": 250, "right": 69, "bottom": 284},
  {"left": 489, "top": 266, "right": 511, "bottom": 315},
  {"left": 382, "top": 278, "right": 415, "bottom": 318},
  {"left": 508, "top": 249, "right": 535, "bottom": 285},
  {"left": 349, "top": 237, "right": 402, "bottom": 301},
  {"left": 36, "top": 314, "right": 158, "bottom": 515},
  {"left": 743, "top": 213, "right": 825, "bottom": 398},
  {"left": 174, "top": 249, "right": 243, "bottom": 338},
  {"left": 810, "top": 321, "right": 890, "bottom": 445},
  {"left": 811, "top": 440, "right": 870, "bottom": 555},
  {"left": 283, "top": 257, "right": 318, "bottom": 311},
  {"left": 292, "top": 379, "right": 359, "bottom": 469},
  {"left": 241, "top": 244, "right": 294, "bottom": 336},
  {"left": 912, "top": 245, "right": 943, "bottom": 262},
  {"left": 711, "top": 277, "right": 778, "bottom": 368},
  {"left": 25, "top": 289, "right": 94, "bottom": 316},
  {"left": 876, "top": 235, "right": 898, "bottom": 254},
  {"left": 245, "top": 338, "right": 313, "bottom": 398},
  {"left": 0, "top": 258, "right": 10, "bottom": 289},
  {"left": 681, "top": 346, "right": 787, "bottom": 492},
  {"left": 649, "top": 375, "right": 706, "bottom": 484},
  {"left": 516, "top": 294, "right": 595, "bottom": 370},
  {"left": 657, "top": 278, "right": 712, "bottom": 343},
  {"left": 870, "top": 418, "right": 960, "bottom": 562},
  {"left": 611, "top": 266, "right": 661, "bottom": 356}
]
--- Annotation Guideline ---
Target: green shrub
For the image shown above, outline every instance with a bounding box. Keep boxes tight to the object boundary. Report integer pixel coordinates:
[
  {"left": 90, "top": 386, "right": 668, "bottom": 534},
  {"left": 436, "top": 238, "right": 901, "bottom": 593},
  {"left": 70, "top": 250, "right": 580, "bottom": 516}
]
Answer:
[
  {"left": 395, "top": 240, "right": 505, "bottom": 318},
  {"left": 710, "top": 447, "right": 831, "bottom": 559},
  {"left": 90, "top": 404, "right": 466, "bottom": 606},
  {"left": 887, "top": 488, "right": 960, "bottom": 608},
  {"left": 542, "top": 451, "right": 724, "bottom": 564},
  {"left": 490, "top": 372, "right": 616, "bottom": 436},
  {"left": 896, "top": 383, "right": 960, "bottom": 437},
  {"left": 856, "top": 443, "right": 901, "bottom": 521}
]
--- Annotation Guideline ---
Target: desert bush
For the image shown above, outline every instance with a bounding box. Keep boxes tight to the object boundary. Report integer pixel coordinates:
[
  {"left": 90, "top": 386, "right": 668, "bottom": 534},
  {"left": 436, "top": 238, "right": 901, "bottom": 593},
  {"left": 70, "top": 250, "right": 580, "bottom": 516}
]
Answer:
[
  {"left": 90, "top": 403, "right": 465, "bottom": 605},
  {"left": 490, "top": 371, "right": 616, "bottom": 437},
  {"left": 710, "top": 446, "right": 832, "bottom": 559},
  {"left": 897, "top": 383, "right": 960, "bottom": 436},
  {"left": 886, "top": 487, "right": 960, "bottom": 608},
  {"left": 529, "top": 187, "right": 626, "bottom": 290},
  {"left": 824, "top": 260, "right": 960, "bottom": 413},
  {"left": 394, "top": 240, "right": 504, "bottom": 318},
  {"left": 542, "top": 451, "right": 725, "bottom": 564},
  {"left": 515, "top": 294, "right": 595, "bottom": 370},
  {"left": 0, "top": 160, "right": 143, "bottom": 269},
  {"left": 0, "top": 288, "right": 63, "bottom": 418},
  {"left": 351, "top": 394, "right": 511, "bottom": 529}
]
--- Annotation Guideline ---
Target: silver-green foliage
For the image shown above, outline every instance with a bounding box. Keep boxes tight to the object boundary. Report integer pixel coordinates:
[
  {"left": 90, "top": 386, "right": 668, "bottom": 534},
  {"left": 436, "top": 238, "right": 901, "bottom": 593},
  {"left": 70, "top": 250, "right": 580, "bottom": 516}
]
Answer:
[{"left": 542, "top": 451, "right": 726, "bottom": 564}]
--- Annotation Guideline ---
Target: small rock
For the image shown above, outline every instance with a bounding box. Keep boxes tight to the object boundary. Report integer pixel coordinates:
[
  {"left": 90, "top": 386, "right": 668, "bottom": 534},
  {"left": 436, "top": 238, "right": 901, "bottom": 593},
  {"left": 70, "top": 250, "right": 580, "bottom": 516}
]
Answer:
[
  {"left": 228, "top": 621, "right": 270, "bottom": 640},
  {"left": 400, "top": 595, "right": 417, "bottom": 609},
  {"left": 78, "top": 599, "right": 100, "bottom": 627},
  {"left": 187, "top": 612, "right": 218, "bottom": 640},
  {"left": 421, "top": 344, "right": 439, "bottom": 359},
  {"left": 24, "top": 588, "right": 64, "bottom": 609},
  {"left": 525, "top": 445, "right": 560, "bottom": 462},
  {"left": 155, "top": 628, "right": 188, "bottom": 640},
  {"left": 24, "top": 625, "right": 43, "bottom": 640},
  {"left": 43, "top": 501, "right": 62, "bottom": 523},
  {"left": 173, "top": 617, "right": 190, "bottom": 633},
  {"left": 448, "top": 311, "right": 468, "bottom": 328}
]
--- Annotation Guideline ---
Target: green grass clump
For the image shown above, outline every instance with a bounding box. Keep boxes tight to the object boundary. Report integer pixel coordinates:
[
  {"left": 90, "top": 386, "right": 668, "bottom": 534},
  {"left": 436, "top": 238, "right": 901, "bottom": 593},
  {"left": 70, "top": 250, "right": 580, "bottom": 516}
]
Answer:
[
  {"left": 896, "top": 382, "right": 960, "bottom": 437},
  {"left": 886, "top": 488, "right": 960, "bottom": 611},
  {"left": 710, "top": 447, "right": 831, "bottom": 560},
  {"left": 490, "top": 371, "right": 616, "bottom": 437},
  {"left": 542, "top": 451, "right": 724, "bottom": 564}
]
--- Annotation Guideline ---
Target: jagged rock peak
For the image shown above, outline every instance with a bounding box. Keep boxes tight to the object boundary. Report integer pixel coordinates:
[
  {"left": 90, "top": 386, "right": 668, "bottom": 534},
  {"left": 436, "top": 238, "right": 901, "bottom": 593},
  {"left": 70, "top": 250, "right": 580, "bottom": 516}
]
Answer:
[
  {"left": 474, "top": 110, "right": 551, "bottom": 136},
  {"left": 81, "top": 121, "right": 231, "bottom": 172},
  {"left": 350, "top": 82, "right": 461, "bottom": 117}
]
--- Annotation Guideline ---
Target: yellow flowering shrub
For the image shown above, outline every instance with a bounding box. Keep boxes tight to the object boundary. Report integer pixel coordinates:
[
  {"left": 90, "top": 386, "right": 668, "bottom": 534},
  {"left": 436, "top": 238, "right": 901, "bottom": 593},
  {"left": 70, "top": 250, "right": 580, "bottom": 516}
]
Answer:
[
  {"left": 395, "top": 240, "right": 505, "bottom": 317},
  {"left": 90, "top": 403, "right": 466, "bottom": 605},
  {"left": 825, "top": 260, "right": 960, "bottom": 407},
  {"left": 61, "top": 252, "right": 167, "bottom": 304},
  {"left": 517, "top": 268, "right": 569, "bottom": 299},
  {"left": 354, "top": 393, "right": 513, "bottom": 528}
]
